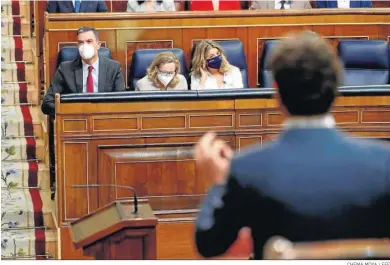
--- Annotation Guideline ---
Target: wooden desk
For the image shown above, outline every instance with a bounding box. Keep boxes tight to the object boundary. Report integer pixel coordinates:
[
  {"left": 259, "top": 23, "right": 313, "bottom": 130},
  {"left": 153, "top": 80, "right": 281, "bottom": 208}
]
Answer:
[
  {"left": 43, "top": 9, "right": 390, "bottom": 89},
  {"left": 54, "top": 87, "right": 390, "bottom": 259}
]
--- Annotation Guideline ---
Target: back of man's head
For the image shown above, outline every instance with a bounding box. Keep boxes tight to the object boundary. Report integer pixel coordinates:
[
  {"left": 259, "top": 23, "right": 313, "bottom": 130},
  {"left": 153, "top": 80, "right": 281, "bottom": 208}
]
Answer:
[{"left": 269, "top": 32, "right": 342, "bottom": 116}]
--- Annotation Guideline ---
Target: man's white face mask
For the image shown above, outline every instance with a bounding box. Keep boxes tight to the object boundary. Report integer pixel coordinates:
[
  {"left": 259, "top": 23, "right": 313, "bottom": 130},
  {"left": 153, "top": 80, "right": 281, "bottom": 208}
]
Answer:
[{"left": 79, "top": 44, "right": 96, "bottom": 60}]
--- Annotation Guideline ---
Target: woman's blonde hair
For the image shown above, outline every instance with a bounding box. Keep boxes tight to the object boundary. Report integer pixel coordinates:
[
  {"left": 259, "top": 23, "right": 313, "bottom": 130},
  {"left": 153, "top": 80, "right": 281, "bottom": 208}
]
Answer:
[
  {"left": 191, "top": 40, "right": 232, "bottom": 77},
  {"left": 147, "top": 51, "right": 181, "bottom": 89}
]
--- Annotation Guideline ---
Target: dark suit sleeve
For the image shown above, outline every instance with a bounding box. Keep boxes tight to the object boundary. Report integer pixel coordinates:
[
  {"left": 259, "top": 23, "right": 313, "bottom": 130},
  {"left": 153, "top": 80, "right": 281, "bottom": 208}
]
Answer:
[
  {"left": 41, "top": 65, "right": 66, "bottom": 116},
  {"left": 97, "top": 0, "right": 109, "bottom": 12},
  {"left": 113, "top": 63, "right": 126, "bottom": 92},
  {"left": 195, "top": 162, "right": 250, "bottom": 258},
  {"left": 361, "top": 0, "right": 373, "bottom": 7},
  {"left": 46, "top": 0, "right": 58, "bottom": 13}
]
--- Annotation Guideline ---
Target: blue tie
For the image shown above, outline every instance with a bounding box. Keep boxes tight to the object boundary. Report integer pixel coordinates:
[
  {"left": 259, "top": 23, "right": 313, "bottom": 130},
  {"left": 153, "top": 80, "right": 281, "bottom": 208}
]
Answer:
[{"left": 74, "top": 0, "right": 81, "bottom": 13}]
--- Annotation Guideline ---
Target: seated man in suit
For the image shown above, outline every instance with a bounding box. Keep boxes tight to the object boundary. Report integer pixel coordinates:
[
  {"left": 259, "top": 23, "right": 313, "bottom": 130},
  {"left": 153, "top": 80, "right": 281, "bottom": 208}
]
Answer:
[
  {"left": 316, "top": 0, "right": 372, "bottom": 8},
  {"left": 194, "top": 32, "right": 390, "bottom": 259},
  {"left": 42, "top": 27, "right": 125, "bottom": 116},
  {"left": 47, "top": 0, "right": 108, "bottom": 13},
  {"left": 250, "top": 0, "right": 311, "bottom": 9}
]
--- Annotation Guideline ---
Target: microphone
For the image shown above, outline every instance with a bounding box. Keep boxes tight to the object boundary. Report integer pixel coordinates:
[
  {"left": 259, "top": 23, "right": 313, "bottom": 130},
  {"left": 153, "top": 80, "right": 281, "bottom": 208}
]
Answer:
[{"left": 72, "top": 184, "right": 138, "bottom": 214}]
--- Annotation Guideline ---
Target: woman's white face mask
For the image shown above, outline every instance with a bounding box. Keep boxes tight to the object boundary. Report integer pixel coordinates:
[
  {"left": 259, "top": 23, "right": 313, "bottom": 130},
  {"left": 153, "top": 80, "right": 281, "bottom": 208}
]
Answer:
[
  {"left": 157, "top": 73, "right": 174, "bottom": 87},
  {"left": 79, "top": 44, "right": 96, "bottom": 60}
]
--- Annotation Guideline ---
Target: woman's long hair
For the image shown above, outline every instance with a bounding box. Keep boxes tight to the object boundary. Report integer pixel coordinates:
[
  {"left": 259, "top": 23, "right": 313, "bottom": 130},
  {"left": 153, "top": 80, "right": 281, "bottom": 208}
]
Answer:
[
  {"left": 147, "top": 51, "right": 181, "bottom": 89},
  {"left": 190, "top": 40, "right": 232, "bottom": 78}
]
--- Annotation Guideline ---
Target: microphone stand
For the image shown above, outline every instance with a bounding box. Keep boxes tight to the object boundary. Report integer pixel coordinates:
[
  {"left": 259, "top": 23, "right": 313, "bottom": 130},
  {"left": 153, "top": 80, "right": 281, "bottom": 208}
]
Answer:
[{"left": 72, "top": 184, "right": 138, "bottom": 214}]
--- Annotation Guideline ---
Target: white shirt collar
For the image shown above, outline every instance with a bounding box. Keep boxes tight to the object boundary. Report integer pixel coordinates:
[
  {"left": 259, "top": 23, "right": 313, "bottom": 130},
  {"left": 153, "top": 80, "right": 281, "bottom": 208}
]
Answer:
[
  {"left": 284, "top": 114, "right": 335, "bottom": 129},
  {"left": 82, "top": 58, "right": 99, "bottom": 71}
]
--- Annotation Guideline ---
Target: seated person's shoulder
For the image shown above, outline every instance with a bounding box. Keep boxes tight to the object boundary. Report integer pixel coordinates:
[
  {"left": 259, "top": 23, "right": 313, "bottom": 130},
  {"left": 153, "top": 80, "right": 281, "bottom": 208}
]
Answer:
[
  {"left": 103, "top": 57, "right": 121, "bottom": 67},
  {"left": 57, "top": 59, "right": 77, "bottom": 71},
  {"left": 136, "top": 75, "right": 153, "bottom": 90},
  {"left": 230, "top": 65, "right": 241, "bottom": 75},
  {"left": 178, "top": 74, "right": 188, "bottom": 83},
  {"left": 176, "top": 74, "right": 189, "bottom": 90}
]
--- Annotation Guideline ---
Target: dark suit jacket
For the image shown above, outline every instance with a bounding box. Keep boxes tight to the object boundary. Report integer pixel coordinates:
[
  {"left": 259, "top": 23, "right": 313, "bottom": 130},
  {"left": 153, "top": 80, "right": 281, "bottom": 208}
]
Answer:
[
  {"left": 46, "top": 0, "right": 108, "bottom": 13},
  {"left": 195, "top": 128, "right": 390, "bottom": 259},
  {"left": 316, "top": 0, "right": 372, "bottom": 8},
  {"left": 42, "top": 56, "right": 125, "bottom": 116}
]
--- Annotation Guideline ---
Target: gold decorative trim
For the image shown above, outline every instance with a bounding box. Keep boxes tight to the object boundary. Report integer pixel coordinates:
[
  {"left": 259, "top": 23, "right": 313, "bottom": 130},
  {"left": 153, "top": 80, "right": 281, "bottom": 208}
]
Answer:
[{"left": 124, "top": 39, "right": 174, "bottom": 88}]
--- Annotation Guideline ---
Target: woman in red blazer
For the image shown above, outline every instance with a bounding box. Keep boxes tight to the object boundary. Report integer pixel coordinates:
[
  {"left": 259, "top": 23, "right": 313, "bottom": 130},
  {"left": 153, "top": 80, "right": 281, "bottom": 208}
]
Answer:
[{"left": 190, "top": 0, "right": 242, "bottom": 10}]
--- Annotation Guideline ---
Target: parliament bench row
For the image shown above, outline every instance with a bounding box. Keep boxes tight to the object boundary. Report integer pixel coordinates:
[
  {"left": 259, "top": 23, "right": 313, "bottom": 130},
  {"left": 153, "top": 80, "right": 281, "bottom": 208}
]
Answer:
[{"left": 56, "top": 38, "right": 390, "bottom": 90}]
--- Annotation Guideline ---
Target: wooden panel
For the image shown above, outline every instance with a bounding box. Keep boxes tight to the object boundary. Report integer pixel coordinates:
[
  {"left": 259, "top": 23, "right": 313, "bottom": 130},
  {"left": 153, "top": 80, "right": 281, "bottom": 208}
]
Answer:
[
  {"left": 157, "top": 222, "right": 252, "bottom": 259},
  {"left": 189, "top": 114, "right": 234, "bottom": 128},
  {"left": 97, "top": 144, "right": 212, "bottom": 211},
  {"left": 56, "top": 94, "right": 390, "bottom": 259},
  {"left": 266, "top": 112, "right": 284, "bottom": 127},
  {"left": 331, "top": 110, "right": 359, "bottom": 124},
  {"left": 63, "top": 119, "right": 88, "bottom": 133},
  {"left": 63, "top": 142, "right": 88, "bottom": 221},
  {"left": 142, "top": 116, "right": 186, "bottom": 130},
  {"left": 238, "top": 113, "right": 263, "bottom": 128},
  {"left": 361, "top": 110, "right": 390, "bottom": 123},
  {"left": 238, "top": 136, "right": 262, "bottom": 150},
  {"left": 93, "top": 117, "right": 138, "bottom": 131}
]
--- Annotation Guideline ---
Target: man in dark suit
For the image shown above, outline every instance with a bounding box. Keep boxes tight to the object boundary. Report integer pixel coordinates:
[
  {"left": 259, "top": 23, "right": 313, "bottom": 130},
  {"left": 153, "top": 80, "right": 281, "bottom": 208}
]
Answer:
[
  {"left": 42, "top": 27, "right": 125, "bottom": 116},
  {"left": 194, "top": 32, "right": 390, "bottom": 259},
  {"left": 46, "top": 0, "right": 108, "bottom": 13}
]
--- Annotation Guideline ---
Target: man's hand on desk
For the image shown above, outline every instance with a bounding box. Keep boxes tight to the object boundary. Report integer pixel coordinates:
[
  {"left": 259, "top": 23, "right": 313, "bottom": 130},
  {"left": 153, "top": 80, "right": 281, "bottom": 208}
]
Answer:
[{"left": 194, "top": 131, "right": 233, "bottom": 185}]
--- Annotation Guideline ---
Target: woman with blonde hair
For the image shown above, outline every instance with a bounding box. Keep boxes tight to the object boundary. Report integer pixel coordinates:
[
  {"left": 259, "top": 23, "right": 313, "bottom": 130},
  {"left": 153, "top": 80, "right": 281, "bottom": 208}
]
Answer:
[
  {"left": 191, "top": 40, "right": 243, "bottom": 90},
  {"left": 136, "top": 51, "right": 188, "bottom": 91}
]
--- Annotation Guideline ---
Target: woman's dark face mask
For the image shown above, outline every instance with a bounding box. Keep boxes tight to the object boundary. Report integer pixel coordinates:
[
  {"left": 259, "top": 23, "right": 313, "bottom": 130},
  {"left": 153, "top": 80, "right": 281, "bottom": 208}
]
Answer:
[{"left": 207, "top": 55, "right": 222, "bottom": 69}]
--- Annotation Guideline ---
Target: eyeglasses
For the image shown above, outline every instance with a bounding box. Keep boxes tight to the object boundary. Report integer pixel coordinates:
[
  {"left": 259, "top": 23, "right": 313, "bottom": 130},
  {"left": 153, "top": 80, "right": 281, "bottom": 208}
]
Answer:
[{"left": 157, "top": 68, "right": 175, "bottom": 76}]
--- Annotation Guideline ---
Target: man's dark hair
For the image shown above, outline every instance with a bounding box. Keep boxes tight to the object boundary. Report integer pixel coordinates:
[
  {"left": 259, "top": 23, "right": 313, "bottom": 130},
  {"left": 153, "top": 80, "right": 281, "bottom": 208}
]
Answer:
[
  {"left": 269, "top": 31, "right": 342, "bottom": 116},
  {"left": 77, "top": 26, "right": 99, "bottom": 41}
]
